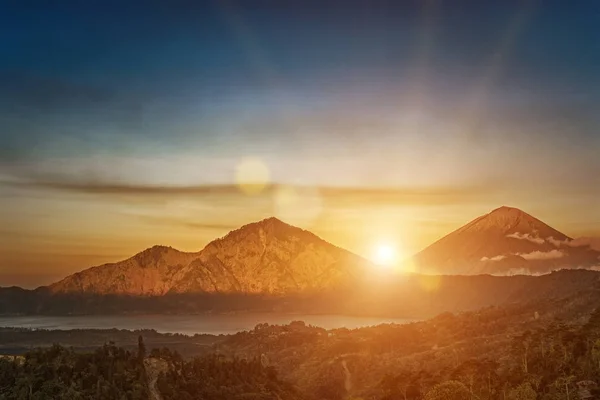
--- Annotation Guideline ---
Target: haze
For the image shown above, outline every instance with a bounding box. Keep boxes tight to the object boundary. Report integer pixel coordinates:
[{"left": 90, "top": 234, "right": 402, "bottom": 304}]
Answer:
[{"left": 1, "top": 1, "right": 599, "bottom": 288}]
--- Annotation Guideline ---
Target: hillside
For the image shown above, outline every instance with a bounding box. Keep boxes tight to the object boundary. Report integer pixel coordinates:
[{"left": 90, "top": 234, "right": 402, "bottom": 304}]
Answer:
[{"left": 4, "top": 287, "right": 600, "bottom": 400}]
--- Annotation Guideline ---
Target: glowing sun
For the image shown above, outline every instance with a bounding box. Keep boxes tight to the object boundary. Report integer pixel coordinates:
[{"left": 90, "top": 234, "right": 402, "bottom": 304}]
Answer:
[{"left": 372, "top": 244, "right": 398, "bottom": 267}]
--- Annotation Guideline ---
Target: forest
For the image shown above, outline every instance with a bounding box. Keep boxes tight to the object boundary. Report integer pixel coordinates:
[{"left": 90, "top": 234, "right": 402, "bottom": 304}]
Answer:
[
  {"left": 2, "top": 290, "right": 600, "bottom": 399},
  {"left": 0, "top": 340, "right": 303, "bottom": 400}
]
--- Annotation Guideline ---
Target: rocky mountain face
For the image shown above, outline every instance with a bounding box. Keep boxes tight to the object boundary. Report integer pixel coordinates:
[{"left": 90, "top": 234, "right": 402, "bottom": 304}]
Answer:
[
  {"left": 49, "top": 246, "right": 200, "bottom": 295},
  {"left": 49, "top": 218, "right": 370, "bottom": 296},
  {"left": 170, "top": 217, "right": 368, "bottom": 294},
  {"left": 411, "top": 206, "right": 600, "bottom": 275}
]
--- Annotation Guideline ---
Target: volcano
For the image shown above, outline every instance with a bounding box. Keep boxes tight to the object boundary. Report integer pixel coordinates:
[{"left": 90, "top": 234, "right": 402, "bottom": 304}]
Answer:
[{"left": 410, "top": 206, "right": 600, "bottom": 275}]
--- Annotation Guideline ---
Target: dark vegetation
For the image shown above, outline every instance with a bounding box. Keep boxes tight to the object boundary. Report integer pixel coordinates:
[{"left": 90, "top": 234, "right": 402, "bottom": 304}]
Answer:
[
  {"left": 2, "top": 270, "right": 600, "bottom": 317},
  {"left": 154, "top": 351, "right": 304, "bottom": 400},
  {"left": 2, "top": 301, "right": 600, "bottom": 399},
  {"left": 2, "top": 270, "right": 600, "bottom": 399},
  {"left": 0, "top": 343, "right": 148, "bottom": 399},
  {"left": 0, "top": 327, "right": 220, "bottom": 357},
  {"left": 0, "top": 341, "right": 302, "bottom": 400},
  {"left": 213, "top": 287, "right": 600, "bottom": 399}
]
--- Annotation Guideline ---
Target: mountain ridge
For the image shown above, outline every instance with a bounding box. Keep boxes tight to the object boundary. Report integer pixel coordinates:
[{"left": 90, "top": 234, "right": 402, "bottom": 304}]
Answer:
[
  {"left": 32, "top": 207, "right": 600, "bottom": 297},
  {"left": 49, "top": 216, "right": 371, "bottom": 296}
]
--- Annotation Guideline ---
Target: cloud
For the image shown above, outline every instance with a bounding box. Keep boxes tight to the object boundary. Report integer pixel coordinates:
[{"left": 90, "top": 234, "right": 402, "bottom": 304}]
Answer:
[
  {"left": 568, "top": 237, "right": 600, "bottom": 252},
  {"left": 546, "top": 236, "right": 600, "bottom": 252},
  {"left": 0, "top": 172, "right": 502, "bottom": 206},
  {"left": 546, "top": 236, "right": 568, "bottom": 247},
  {"left": 133, "top": 215, "right": 240, "bottom": 231},
  {"left": 506, "top": 232, "right": 545, "bottom": 245},
  {"left": 517, "top": 249, "right": 565, "bottom": 260},
  {"left": 480, "top": 255, "right": 506, "bottom": 262},
  {"left": 481, "top": 248, "right": 570, "bottom": 263},
  {"left": 492, "top": 264, "right": 600, "bottom": 277}
]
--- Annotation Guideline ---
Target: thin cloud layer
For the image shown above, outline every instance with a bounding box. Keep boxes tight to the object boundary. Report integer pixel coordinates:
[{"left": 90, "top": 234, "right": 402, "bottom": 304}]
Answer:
[
  {"left": 506, "top": 232, "right": 545, "bottom": 244},
  {"left": 505, "top": 233, "right": 600, "bottom": 253},
  {"left": 0, "top": 173, "right": 502, "bottom": 207},
  {"left": 481, "top": 249, "right": 566, "bottom": 262},
  {"left": 480, "top": 255, "right": 507, "bottom": 262},
  {"left": 547, "top": 236, "right": 600, "bottom": 251},
  {"left": 517, "top": 249, "right": 565, "bottom": 260}
]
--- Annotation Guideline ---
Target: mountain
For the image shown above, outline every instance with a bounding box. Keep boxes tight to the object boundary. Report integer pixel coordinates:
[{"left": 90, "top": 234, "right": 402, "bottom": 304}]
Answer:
[
  {"left": 168, "top": 217, "right": 368, "bottom": 294},
  {"left": 49, "top": 217, "right": 371, "bottom": 296},
  {"left": 49, "top": 246, "right": 199, "bottom": 295},
  {"left": 411, "top": 206, "right": 600, "bottom": 275}
]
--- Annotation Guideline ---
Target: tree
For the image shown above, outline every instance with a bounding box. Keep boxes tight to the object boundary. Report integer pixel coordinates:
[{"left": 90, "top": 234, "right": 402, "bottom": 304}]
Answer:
[
  {"left": 138, "top": 335, "right": 146, "bottom": 362},
  {"left": 425, "top": 381, "right": 470, "bottom": 400},
  {"left": 552, "top": 375, "right": 576, "bottom": 400},
  {"left": 508, "top": 383, "right": 537, "bottom": 400}
]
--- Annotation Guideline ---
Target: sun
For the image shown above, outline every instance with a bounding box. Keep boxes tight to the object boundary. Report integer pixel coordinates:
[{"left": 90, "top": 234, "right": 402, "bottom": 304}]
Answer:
[{"left": 372, "top": 243, "right": 398, "bottom": 267}]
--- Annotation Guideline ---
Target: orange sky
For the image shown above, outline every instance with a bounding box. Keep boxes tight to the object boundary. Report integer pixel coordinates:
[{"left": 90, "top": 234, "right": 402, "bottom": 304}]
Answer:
[{"left": 1, "top": 172, "right": 599, "bottom": 288}]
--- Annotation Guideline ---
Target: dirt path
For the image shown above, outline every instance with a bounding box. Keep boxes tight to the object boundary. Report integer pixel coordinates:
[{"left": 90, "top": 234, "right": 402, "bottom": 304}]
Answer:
[
  {"left": 341, "top": 359, "right": 352, "bottom": 392},
  {"left": 143, "top": 358, "right": 169, "bottom": 400}
]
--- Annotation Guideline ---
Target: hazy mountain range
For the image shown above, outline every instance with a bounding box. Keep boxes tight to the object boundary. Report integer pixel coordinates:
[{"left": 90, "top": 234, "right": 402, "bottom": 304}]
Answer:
[
  {"left": 1, "top": 206, "right": 599, "bottom": 316},
  {"left": 46, "top": 206, "right": 600, "bottom": 296}
]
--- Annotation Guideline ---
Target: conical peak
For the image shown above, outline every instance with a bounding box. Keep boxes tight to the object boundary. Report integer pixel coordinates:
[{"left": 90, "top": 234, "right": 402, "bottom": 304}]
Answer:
[
  {"left": 468, "top": 207, "right": 527, "bottom": 233},
  {"left": 458, "top": 206, "right": 568, "bottom": 240},
  {"left": 490, "top": 206, "right": 522, "bottom": 214},
  {"left": 481, "top": 206, "right": 524, "bottom": 226}
]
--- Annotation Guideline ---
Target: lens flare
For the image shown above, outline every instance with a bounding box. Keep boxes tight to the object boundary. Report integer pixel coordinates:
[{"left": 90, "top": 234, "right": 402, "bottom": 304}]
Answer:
[{"left": 235, "top": 157, "right": 270, "bottom": 195}]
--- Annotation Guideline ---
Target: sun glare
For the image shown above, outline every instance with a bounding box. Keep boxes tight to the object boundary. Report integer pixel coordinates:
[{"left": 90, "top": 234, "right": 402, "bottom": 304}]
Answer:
[{"left": 373, "top": 244, "right": 397, "bottom": 267}]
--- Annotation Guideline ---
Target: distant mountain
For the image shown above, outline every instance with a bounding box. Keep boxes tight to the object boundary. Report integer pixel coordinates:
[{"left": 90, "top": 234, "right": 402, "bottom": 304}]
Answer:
[
  {"left": 2, "top": 208, "right": 599, "bottom": 316},
  {"left": 49, "top": 217, "right": 370, "bottom": 296},
  {"left": 49, "top": 246, "right": 199, "bottom": 295},
  {"left": 411, "top": 206, "right": 600, "bottom": 275}
]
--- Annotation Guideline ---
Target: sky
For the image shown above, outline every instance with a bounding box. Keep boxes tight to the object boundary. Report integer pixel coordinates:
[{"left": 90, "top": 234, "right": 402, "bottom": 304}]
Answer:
[{"left": 1, "top": 0, "right": 599, "bottom": 288}]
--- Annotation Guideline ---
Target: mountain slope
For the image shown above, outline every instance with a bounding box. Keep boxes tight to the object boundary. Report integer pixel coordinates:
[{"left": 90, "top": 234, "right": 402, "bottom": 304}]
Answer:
[
  {"left": 49, "top": 218, "right": 371, "bottom": 296},
  {"left": 170, "top": 217, "right": 369, "bottom": 294},
  {"left": 411, "top": 206, "right": 600, "bottom": 275},
  {"left": 49, "top": 246, "right": 199, "bottom": 295}
]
